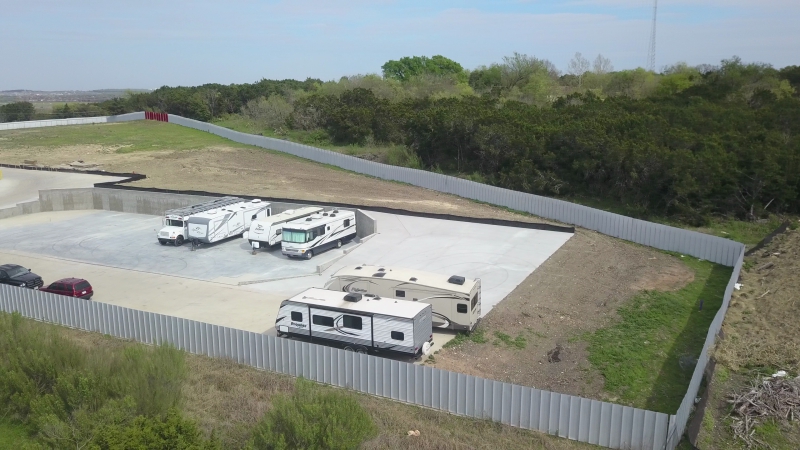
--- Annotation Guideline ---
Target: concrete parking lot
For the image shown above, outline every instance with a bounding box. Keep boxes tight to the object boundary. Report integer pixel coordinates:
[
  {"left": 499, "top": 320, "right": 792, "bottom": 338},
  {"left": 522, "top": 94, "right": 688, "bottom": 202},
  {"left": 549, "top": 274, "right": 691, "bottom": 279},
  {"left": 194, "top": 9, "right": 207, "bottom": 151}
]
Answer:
[{"left": 0, "top": 169, "right": 573, "bottom": 357}]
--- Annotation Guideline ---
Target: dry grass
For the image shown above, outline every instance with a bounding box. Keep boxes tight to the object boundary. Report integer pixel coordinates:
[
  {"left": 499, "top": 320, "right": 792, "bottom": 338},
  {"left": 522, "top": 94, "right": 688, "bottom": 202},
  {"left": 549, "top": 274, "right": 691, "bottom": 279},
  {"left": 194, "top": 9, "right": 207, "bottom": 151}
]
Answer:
[{"left": 169, "top": 345, "right": 596, "bottom": 450}]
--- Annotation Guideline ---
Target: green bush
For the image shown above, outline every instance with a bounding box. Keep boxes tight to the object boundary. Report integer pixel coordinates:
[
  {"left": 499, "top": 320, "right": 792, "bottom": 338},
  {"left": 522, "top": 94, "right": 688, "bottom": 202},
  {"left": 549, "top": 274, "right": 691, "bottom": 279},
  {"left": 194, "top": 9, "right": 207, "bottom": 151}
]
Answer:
[
  {"left": 92, "top": 408, "right": 221, "bottom": 450},
  {"left": 0, "top": 312, "right": 192, "bottom": 449},
  {"left": 249, "top": 379, "right": 376, "bottom": 450}
]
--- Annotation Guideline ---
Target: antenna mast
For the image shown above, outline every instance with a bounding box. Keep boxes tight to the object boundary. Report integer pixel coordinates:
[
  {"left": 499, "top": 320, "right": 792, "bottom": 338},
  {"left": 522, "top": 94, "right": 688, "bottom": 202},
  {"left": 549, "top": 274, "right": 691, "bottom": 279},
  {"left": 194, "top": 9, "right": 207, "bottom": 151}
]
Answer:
[{"left": 647, "top": 0, "right": 658, "bottom": 72}]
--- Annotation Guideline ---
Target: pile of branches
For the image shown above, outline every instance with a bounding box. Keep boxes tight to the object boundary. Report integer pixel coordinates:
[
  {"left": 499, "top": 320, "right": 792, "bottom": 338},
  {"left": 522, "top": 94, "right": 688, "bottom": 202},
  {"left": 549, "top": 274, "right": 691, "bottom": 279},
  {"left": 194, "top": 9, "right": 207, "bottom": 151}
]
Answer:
[{"left": 728, "top": 374, "right": 800, "bottom": 448}]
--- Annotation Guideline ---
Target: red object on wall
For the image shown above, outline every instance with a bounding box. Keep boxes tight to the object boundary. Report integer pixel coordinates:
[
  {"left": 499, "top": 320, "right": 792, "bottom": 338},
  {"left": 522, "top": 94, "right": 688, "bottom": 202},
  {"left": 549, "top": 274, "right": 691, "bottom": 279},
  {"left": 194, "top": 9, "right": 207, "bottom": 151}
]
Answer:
[{"left": 145, "top": 111, "right": 169, "bottom": 122}]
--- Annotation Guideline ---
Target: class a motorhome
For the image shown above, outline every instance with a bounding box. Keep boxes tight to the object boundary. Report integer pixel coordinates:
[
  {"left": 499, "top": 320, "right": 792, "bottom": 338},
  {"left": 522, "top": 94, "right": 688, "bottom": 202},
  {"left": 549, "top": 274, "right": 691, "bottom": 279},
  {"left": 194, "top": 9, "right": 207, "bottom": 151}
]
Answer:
[
  {"left": 157, "top": 196, "right": 243, "bottom": 246},
  {"left": 275, "top": 288, "right": 433, "bottom": 358},
  {"left": 281, "top": 209, "right": 357, "bottom": 259},
  {"left": 243, "top": 206, "right": 323, "bottom": 250},
  {"left": 324, "top": 265, "right": 481, "bottom": 332},
  {"left": 186, "top": 199, "right": 271, "bottom": 244}
]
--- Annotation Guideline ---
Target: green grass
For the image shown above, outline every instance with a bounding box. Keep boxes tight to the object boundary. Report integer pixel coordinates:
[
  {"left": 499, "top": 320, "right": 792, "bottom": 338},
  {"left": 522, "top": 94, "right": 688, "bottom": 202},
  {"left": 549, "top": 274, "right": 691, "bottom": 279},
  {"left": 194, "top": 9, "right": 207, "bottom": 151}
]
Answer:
[
  {"left": 442, "top": 328, "right": 488, "bottom": 348},
  {"left": 213, "top": 115, "right": 422, "bottom": 168},
  {"left": 0, "top": 120, "right": 252, "bottom": 153},
  {"left": 493, "top": 331, "right": 527, "bottom": 349},
  {"left": 0, "top": 419, "right": 34, "bottom": 447},
  {"left": 583, "top": 257, "right": 732, "bottom": 413}
]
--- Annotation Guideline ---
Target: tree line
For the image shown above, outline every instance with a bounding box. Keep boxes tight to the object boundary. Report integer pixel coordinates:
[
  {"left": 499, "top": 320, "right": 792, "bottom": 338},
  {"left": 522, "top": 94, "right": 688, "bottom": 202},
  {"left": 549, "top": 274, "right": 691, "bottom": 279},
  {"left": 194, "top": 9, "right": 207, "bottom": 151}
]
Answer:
[{"left": 3, "top": 54, "right": 799, "bottom": 224}]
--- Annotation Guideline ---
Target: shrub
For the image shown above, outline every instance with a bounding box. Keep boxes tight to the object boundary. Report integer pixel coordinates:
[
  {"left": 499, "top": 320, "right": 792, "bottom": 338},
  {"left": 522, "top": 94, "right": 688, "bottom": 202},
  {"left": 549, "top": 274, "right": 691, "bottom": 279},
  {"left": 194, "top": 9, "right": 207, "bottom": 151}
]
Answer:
[{"left": 250, "top": 379, "right": 376, "bottom": 450}]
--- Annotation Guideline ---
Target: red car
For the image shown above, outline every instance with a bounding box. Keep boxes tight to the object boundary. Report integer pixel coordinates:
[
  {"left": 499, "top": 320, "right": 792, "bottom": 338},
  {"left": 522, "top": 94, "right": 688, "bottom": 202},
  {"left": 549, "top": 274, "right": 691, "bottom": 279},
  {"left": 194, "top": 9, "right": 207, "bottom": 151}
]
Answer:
[{"left": 40, "top": 278, "right": 93, "bottom": 299}]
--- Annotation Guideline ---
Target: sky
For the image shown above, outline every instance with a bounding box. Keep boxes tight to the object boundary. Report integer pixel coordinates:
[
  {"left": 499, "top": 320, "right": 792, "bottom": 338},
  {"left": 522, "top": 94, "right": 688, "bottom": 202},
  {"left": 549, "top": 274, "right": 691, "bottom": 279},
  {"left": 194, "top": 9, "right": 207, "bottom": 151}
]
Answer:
[{"left": 0, "top": 0, "right": 797, "bottom": 90}]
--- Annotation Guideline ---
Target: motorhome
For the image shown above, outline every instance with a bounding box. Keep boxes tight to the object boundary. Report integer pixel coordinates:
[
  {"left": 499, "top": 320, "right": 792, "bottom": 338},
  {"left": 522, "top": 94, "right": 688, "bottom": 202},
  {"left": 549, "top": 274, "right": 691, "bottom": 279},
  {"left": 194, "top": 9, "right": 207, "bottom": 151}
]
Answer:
[
  {"left": 281, "top": 210, "right": 356, "bottom": 259},
  {"left": 186, "top": 199, "right": 271, "bottom": 245},
  {"left": 275, "top": 288, "right": 433, "bottom": 358},
  {"left": 324, "top": 265, "right": 481, "bottom": 331},
  {"left": 243, "top": 206, "right": 323, "bottom": 250},
  {"left": 157, "top": 196, "right": 243, "bottom": 246}
]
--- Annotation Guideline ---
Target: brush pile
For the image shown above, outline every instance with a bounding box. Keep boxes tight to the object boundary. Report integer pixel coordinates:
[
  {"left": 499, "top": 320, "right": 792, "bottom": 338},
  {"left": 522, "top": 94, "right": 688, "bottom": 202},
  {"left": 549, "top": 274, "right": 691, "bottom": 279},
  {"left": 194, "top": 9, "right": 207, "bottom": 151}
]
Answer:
[{"left": 728, "top": 372, "right": 800, "bottom": 448}]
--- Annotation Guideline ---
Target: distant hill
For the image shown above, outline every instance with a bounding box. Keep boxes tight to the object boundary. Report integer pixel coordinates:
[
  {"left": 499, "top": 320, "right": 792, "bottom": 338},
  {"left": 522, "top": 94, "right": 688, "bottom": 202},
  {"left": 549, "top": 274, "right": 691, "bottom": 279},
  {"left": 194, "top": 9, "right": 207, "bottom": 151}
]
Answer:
[{"left": 0, "top": 89, "right": 151, "bottom": 103}]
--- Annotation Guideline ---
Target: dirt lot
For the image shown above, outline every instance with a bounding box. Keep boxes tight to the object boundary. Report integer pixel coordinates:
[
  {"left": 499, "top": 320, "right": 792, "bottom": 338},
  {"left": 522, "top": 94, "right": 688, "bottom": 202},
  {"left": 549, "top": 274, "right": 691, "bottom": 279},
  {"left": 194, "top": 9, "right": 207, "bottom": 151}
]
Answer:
[
  {"left": 0, "top": 124, "right": 695, "bottom": 402},
  {"left": 695, "top": 227, "right": 800, "bottom": 449}
]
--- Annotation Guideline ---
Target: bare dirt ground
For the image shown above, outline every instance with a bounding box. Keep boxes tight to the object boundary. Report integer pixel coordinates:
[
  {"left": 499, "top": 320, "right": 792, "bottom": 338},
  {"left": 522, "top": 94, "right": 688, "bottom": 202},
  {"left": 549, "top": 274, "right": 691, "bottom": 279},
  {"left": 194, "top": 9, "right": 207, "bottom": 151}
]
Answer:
[
  {"left": 0, "top": 142, "right": 695, "bottom": 402},
  {"left": 695, "top": 227, "right": 800, "bottom": 449}
]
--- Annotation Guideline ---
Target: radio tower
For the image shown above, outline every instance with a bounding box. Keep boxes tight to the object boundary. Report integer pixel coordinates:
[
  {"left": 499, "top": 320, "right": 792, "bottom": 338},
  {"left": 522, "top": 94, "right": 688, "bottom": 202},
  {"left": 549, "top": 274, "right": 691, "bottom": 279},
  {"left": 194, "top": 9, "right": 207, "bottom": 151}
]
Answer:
[{"left": 646, "top": 0, "right": 658, "bottom": 72}]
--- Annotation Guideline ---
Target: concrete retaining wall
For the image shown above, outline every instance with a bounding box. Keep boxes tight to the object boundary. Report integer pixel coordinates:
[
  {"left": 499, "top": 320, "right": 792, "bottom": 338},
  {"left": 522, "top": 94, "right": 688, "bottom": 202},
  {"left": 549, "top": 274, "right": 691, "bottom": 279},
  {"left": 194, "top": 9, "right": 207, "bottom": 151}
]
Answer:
[{"left": 6, "top": 188, "right": 378, "bottom": 240}]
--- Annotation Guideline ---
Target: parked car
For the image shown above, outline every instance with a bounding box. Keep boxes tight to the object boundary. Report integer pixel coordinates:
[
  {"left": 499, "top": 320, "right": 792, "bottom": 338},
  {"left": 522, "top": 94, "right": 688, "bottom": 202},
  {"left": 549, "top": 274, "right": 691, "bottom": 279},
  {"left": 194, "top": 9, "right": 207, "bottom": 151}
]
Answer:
[
  {"left": 40, "top": 278, "right": 93, "bottom": 299},
  {"left": 0, "top": 264, "right": 44, "bottom": 289}
]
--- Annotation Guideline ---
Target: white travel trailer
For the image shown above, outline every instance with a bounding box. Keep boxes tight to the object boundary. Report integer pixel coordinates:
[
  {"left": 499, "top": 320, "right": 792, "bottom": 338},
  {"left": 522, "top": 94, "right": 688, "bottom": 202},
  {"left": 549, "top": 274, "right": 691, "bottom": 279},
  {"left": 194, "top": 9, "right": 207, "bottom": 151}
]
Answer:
[
  {"left": 157, "top": 196, "right": 243, "bottom": 246},
  {"left": 187, "top": 199, "right": 271, "bottom": 245},
  {"left": 243, "top": 206, "right": 323, "bottom": 250},
  {"left": 275, "top": 288, "right": 433, "bottom": 358},
  {"left": 281, "top": 210, "right": 356, "bottom": 259},
  {"left": 324, "top": 265, "right": 481, "bottom": 332}
]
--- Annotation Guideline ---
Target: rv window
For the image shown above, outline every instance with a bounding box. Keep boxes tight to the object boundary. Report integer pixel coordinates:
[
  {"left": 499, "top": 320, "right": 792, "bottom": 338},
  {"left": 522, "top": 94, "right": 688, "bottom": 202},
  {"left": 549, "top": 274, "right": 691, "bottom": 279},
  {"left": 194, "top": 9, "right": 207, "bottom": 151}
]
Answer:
[
  {"left": 395, "top": 290, "right": 405, "bottom": 298},
  {"left": 344, "top": 219, "right": 351, "bottom": 227},
  {"left": 275, "top": 228, "right": 282, "bottom": 236},
  {"left": 471, "top": 293, "right": 479, "bottom": 310},
  {"left": 342, "top": 315, "right": 362, "bottom": 330},
  {"left": 313, "top": 315, "right": 334, "bottom": 327},
  {"left": 166, "top": 219, "right": 183, "bottom": 227},
  {"left": 391, "top": 331, "right": 404, "bottom": 341},
  {"left": 291, "top": 311, "right": 303, "bottom": 322},
  {"left": 457, "top": 304, "right": 468, "bottom": 314},
  {"left": 282, "top": 229, "right": 309, "bottom": 243},
  {"left": 267, "top": 210, "right": 271, "bottom": 217}
]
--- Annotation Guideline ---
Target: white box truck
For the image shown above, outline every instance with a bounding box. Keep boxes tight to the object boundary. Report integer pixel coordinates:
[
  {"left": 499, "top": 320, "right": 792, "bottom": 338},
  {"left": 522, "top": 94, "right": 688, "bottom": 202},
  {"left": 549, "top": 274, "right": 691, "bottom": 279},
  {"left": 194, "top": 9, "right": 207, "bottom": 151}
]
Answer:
[{"left": 275, "top": 288, "right": 433, "bottom": 358}]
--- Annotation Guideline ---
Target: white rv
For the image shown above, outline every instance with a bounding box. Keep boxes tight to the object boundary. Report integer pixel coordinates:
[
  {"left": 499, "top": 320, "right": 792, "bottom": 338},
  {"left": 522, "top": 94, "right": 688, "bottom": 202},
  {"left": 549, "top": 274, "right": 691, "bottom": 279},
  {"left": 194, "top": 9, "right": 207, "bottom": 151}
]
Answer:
[
  {"left": 275, "top": 288, "right": 433, "bottom": 358},
  {"left": 187, "top": 199, "right": 271, "bottom": 245},
  {"left": 157, "top": 196, "right": 243, "bottom": 246},
  {"left": 324, "top": 265, "right": 481, "bottom": 332},
  {"left": 281, "top": 210, "right": 356, "bottom": 259},
  {"left": 243, "top": 206, "right": 323, "bottom": 250}
]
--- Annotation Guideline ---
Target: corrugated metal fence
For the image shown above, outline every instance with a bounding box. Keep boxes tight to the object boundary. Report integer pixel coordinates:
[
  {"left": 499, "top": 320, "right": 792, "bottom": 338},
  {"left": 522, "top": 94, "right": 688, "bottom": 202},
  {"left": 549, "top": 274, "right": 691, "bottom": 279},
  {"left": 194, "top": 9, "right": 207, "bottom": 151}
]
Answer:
[
  {"left": 0, "top": 112, "right": 749, "bottom": 449},
  {"left": 0, "top": 112, "right": 143, "bottom": 131},
  {"left": 0, "top": 284, "right": 669, "bottom": 450}
]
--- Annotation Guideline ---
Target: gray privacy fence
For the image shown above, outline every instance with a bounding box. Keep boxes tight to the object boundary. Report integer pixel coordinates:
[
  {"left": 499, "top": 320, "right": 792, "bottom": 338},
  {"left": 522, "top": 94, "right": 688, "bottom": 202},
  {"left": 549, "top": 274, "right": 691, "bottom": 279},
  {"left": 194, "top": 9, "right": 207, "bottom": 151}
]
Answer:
[
  {"left": 0, "top": 113, "right": 749, "bottom": 448},
  {"left": 666, "top": 245, "right": 745, "bottom": 448},
  {"left": 0, "top": 284, "right": 670, "bottom": 450},
  {"left": 0, "top": 112, "right": 143, "bottom": 131}
]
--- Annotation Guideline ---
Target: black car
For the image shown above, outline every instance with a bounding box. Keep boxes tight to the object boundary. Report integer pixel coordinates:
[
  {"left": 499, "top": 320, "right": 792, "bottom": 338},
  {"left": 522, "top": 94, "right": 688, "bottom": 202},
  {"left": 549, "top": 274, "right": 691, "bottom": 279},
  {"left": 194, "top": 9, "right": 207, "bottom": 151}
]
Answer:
[{"left": 0, "top": 264, "right": 44, "bottom": 289}]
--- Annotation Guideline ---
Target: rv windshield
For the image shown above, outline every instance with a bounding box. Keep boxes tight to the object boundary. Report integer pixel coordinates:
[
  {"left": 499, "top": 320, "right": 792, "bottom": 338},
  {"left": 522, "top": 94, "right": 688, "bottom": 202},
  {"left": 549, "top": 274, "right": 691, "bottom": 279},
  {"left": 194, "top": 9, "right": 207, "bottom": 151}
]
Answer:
[
  {"left": 282, "top": 229, "right": 310, "bottom": 243},
  {"left": 166, "top": 219, "right": 184, "bottom": 227}
]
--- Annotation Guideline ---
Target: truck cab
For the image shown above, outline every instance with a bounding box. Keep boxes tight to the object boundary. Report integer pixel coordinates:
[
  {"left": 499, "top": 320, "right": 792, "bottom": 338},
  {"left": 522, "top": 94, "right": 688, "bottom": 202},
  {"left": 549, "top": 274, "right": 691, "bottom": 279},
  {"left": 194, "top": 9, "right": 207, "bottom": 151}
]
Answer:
[{"left": 157, "top": 216, "right": 187, "bottom": 246}]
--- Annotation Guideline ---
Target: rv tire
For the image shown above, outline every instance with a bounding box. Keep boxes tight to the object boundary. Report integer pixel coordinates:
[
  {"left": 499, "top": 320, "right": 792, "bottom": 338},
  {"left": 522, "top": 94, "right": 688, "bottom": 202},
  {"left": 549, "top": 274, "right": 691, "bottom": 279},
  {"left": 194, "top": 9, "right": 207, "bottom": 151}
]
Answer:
[
  {"left": 343, "top": 345, "right": 354, "bottom": 352},
  {"left": 336, "top": 239, "right": 342, "bottom": 248},
  {"left": 159, "top": 240, "right": 166, "bottom": 245},
  {"left": 175, "top": 236, "right": 184, "bottom": 247},
  {"left": 305, "top": 250, "right": 313, "bottom": 260},
  {"left": 355, "top": 346, "right": 367, "bottom": 354}
]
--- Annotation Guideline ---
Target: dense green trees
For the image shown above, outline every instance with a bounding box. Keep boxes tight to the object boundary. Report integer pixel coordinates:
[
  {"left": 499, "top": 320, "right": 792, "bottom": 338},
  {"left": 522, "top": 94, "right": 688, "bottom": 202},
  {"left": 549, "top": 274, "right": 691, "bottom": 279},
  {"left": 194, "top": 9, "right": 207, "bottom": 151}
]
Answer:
[{"left": 0, "top": 101, "right": 35, "bottom": 122}]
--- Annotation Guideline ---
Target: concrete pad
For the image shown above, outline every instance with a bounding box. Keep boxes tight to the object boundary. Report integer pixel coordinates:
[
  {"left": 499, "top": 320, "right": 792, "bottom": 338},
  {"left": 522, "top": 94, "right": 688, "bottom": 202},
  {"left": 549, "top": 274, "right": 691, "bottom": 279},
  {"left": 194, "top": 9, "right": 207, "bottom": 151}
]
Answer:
[
  {"left": 0, "top": 208, "right": 572, "bottom": 360},
  {"left": 0, "top": 210, "right": 356, "bottom": 284},
  {"left": 0, "top": 167, "right": 125, "bottom": 209}
]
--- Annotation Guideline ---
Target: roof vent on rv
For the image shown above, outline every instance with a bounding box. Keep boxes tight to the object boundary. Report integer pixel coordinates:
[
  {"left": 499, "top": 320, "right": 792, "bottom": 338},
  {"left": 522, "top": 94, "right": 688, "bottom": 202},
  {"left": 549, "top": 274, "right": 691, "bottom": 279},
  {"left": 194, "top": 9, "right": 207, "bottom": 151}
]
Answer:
[
  {"left": 377, "top": 268, "right": 385, "bottom": 272},
  {"left": 333, "top": 209, "right": 339, "bottom": 213},
  {"left": 343, "top": 293, "right": 362, "bottom": 302},
  {"left": 355, "top": 266, "right": 362, "bottom": 270},
  {"left": 409, "top": 277, "right": 417, "bottom": 282},
  {"left": 372, "top": 273, "right": 386, "bottom": 278},
  {"left": 305, "top": 217, "right": 313, "bottom": 221},
  {"left": 323, "top": 213, "right": 329, "bottom": 216},
  {"left": 251, "top": 199, "right": 261, "bottom": 203},
  {"left": 330, "top": 214, "right": 336, "bottom": 217},
  {"left": 447, "top": 275, "right": 466, "bottom": 285},
  {"left": 284, "top": 209, "right": 294, "bottom": 214}
]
